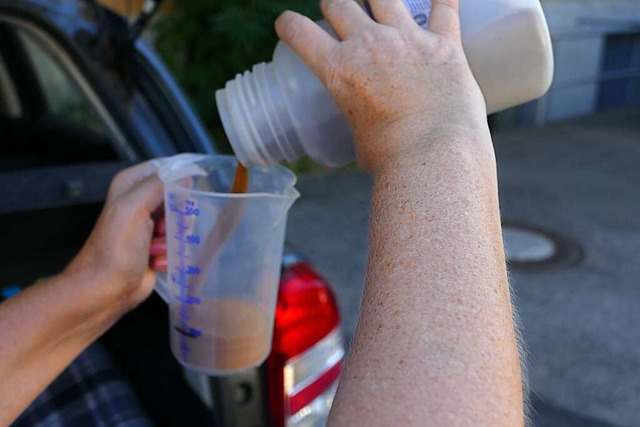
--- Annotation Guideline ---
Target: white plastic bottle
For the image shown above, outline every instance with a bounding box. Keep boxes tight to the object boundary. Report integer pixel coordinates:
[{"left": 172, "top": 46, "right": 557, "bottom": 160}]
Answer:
[{"left": 215, "top": 0, "right": 554, "bottom": 167}]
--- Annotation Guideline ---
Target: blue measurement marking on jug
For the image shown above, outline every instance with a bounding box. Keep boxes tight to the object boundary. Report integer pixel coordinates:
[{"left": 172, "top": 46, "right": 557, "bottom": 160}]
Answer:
[{"left": 168, "top": 192, "right": 203, "bottom": 361}]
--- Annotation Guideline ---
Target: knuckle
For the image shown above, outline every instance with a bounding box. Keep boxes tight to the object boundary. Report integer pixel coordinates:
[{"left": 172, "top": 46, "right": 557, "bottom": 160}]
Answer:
[
  {"left": 109, "top": 199, "right": 150, "bottom": 233},
  {"left": 111, "top": 201, "right": 133, "bottom": 223},
  {"left": 325, "top": 50, "right": 355, "bottom": 86},
  {"left": 443, "top": 37, "right": 464, "bottom": 58},
  {"left": 325, "top": 62, "right": 342, "bottom": 92},
  {"left": 107, "top": 173, "right": 125, "bottom": 198},
  {"left": 111, "top": 170, "right": 126, "bottom": 188},
  {"left": 430, "top": 35, "right": 463, "bottom": 59},
  {"left": 360, "top": 30, "right": 377, "bottom": 51}
]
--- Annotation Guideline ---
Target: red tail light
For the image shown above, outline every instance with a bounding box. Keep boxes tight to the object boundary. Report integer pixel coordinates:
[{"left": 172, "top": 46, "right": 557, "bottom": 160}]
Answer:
[{"left": 268, "top": 261, "right": 344, "bottom": 427}]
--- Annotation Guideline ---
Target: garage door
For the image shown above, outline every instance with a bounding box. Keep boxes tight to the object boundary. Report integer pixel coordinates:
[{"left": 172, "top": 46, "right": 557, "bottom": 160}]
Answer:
[{"left": 597, "top": 32, "right": 640, "bottom": 111}]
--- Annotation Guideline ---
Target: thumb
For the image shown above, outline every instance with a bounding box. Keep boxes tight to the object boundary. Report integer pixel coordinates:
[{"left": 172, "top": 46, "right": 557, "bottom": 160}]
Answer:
[
  {"left": 118, "top": 174, "right": 164, "bottom": 216},
  {"left": 107, "top": 160, "right": 159, "bottom": 202}
]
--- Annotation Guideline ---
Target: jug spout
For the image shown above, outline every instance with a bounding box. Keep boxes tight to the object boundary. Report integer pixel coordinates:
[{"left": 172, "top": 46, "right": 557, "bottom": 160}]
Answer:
[
  {"left": 272, "top": 187, "right": 300, "bottom": 229},
  {"left": 154, "top": 153, "right": 209, "bottom": 184}
]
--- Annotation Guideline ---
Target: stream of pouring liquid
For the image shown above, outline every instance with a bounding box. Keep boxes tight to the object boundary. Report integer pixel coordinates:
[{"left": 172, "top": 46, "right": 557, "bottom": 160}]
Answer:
[
  {"left": 191, "top": 163, "right": 249, "bottom": 296},
  {"left": 230, "top": 163, "right": 249, "bottom": 194}
]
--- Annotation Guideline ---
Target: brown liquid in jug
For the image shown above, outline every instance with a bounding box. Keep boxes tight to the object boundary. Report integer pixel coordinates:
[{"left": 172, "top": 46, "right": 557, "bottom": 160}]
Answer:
[
  {"left": 181, "top": 162, "right": 267, "bottom": 373},
  {"left": 193, "top": 162, "right": 248, "bottom": 281},
  {"left": 174, "top": 297, "right": 271, "bottom": 372}
]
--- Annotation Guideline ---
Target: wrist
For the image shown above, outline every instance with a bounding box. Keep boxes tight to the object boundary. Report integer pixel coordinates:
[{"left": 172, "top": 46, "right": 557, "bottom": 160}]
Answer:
[
  {"left": 61, "top": 260, "right": 131, "bottom": 331},
  {"left": 371, "top": 126, "right": 496, "bottom": 178},
  {"left": 355, "top": 103, "right": 494, "bottom": 174}
]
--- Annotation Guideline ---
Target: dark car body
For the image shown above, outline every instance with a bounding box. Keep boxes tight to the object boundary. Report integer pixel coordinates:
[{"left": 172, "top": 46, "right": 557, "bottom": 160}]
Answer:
[{"left": 0, "top": 1, "right": 343, "bottom": 425}]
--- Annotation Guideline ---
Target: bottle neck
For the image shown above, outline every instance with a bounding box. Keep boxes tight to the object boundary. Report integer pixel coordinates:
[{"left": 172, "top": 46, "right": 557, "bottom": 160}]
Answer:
[{"left": 215, "top": 62, "right": 305, "bottom": 167}]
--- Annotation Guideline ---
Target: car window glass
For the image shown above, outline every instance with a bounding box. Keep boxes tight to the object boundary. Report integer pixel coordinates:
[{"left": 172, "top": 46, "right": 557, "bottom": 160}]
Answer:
[
  {"left": 0, "top": 52, "right": 20, "bottom": 118},
  {"left": 0, "top": 23, "right": 120, "bottom": 171},
  {"left": 18, "top": 29, "right": 111, "bottom": 136}
]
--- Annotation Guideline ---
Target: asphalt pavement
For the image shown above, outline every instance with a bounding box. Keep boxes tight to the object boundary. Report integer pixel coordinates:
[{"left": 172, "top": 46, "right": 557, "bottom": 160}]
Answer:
[{"left": 285, "top": 109, "right": 640, "bottom": 426}]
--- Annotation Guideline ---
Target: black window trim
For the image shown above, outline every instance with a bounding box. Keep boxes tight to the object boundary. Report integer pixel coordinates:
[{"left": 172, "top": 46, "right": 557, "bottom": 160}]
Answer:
[
  {"left": 0, "top": 6, "right": 140, "bottom": 214},
  {"left": 133, "top": 42, "right": 217, "bottom": 155},
  {"left": 0, "top": 2, "right": 148, "bottom": 160},
  {"left": 0, "top": 14, "right": 136, "bottom": 161},
  {"left": 0, "top": 21, "right": 46, "bottom": 118}
]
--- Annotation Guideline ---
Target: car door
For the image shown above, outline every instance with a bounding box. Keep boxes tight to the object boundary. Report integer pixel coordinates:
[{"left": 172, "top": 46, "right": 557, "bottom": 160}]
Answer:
[
  {"left": 0, "top": 14, "right": 139, "bottom": 286},
  {"left": 0, "top": 8, "right": 223, "bottom": 426}
]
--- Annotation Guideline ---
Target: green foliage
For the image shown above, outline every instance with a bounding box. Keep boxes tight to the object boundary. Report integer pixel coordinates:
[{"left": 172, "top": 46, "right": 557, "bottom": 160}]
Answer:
[{"left": 154, "top": 0, "right": 321, "bottom": 156}]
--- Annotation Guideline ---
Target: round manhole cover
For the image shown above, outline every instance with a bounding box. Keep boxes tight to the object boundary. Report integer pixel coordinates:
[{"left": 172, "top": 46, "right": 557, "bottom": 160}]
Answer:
[
  {"left": 503, "top": 224, "right": 583, "bottom": 270},
  {"left": 504, "top": 226, "right": 557, "bottom": 263}
]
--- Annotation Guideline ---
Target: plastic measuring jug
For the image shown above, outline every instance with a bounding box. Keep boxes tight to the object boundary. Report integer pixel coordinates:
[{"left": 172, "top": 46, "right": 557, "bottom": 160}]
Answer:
[{"left": 155, "top": 154, "right": 300, "bottom": 375}]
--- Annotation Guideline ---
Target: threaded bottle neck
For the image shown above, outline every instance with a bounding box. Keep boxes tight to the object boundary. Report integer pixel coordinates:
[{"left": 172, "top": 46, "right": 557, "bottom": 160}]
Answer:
[{"left": 215, "top": 62, "right": 305, "bottom": 167}]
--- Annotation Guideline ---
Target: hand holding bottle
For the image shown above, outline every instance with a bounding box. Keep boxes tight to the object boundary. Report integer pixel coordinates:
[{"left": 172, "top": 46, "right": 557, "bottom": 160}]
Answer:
[{"left": 275, "top": 0, "right": 489, "bottom": 173}]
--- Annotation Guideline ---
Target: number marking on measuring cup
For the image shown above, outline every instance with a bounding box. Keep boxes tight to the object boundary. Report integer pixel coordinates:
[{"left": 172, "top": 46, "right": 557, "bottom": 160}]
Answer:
[
  {"left": 176, "top": 295, "right": 201, "bottom": 305},
  {"left": 186, "top": 235, "right": 200, "bottom": 244},
  {"left": 169, "top": 193, "right": 204, "bottom": 361},
  {"left": 175, "top": 326, "right": 203, "bottom": 338}
]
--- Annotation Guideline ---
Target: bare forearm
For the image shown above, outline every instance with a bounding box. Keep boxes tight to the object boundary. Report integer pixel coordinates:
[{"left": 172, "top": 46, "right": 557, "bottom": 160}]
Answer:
[
  {"left": 0, "top": 273, "right": 122, "bottom": 424},
  {"left": 0, "top": 161, "right": 162, "bottom": 424},
  {"left": 329, "top": 135, "right": 523, "bottom": 426}
]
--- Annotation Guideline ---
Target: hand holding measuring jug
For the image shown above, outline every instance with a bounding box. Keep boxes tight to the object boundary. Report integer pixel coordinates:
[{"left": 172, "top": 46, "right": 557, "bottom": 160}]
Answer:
[{"left": 65, "top": 161, "right": 164, "bottom": 314}]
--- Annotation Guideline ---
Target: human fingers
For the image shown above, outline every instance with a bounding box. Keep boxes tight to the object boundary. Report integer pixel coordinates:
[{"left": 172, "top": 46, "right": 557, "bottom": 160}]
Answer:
[
  {"left": 107, "top": 160, "right": 158, "bottom": 203},
  {"left": 117, "top": 174, "right": 164, "bottom": 218},
  {"left": 150, "top": 236, "right": 166, "bottom": 257},
  {"left": 428, "top": 0, "right": 462, "bottom": 43},
  {"left": 111, "top": 175, "right": 164, "bottom": 287},
  {"left": 275, "top": 10, "right": 338, "bottom": 80},
  {"left": 150, "top": 215, "right": 167, "bottom": 272},
  {"left": 320, "top": 0, "right": 374, "bottom": 39},
  {"left": 366, "top": 0, "right": 415, "bottom": 27},
  {"left": 153, "top": 210, "right": 166, "bottom": 235},
  {"left": 157, "top": 217, "right": 166, "bottom": 235},
  {"left": 151, "top": 255, "right": 167, "bottom": 272}
]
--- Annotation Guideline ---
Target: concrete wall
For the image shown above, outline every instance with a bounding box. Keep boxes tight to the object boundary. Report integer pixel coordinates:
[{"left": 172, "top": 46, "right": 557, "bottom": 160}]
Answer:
[
  {"left": 494, "top": 0, "right": 640, "bottom": 127},
  {"left": 542, "top": 0, "right": 640, "bottom": 31}
]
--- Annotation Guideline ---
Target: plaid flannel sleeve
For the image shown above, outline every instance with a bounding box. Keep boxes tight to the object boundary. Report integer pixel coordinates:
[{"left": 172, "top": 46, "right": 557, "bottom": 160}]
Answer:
[{"left": 12, "top": 342, "right": 153, "bottom": 427}]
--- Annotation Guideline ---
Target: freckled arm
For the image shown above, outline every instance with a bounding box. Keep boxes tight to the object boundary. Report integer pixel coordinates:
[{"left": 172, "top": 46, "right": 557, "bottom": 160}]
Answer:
[{"left": 327, "top": 135, "right": 523, "bottom": 426}]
